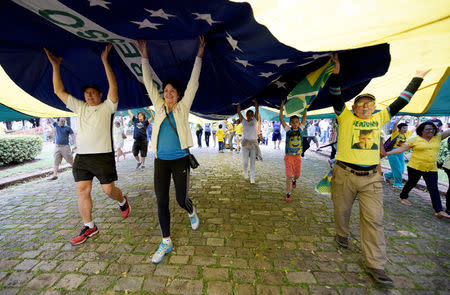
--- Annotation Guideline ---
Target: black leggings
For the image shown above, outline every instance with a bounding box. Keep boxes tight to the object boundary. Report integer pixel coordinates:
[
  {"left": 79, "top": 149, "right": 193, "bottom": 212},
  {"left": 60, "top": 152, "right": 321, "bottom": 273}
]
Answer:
[
  {"left": 444, "top": 167, "right": 450, "bottom": 211},
  {"left": 400, "top": 166, "right": 443, "bottom": 212},
  {"left": 154, "top": 156, "right": 193, "bottom": 237}
]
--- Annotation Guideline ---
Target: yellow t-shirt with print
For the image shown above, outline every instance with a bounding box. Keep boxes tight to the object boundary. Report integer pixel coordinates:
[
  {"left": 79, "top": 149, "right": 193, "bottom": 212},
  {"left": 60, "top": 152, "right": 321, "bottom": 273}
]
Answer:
[
  {"left": 235, "top": 123, "right": 243, "bottom": 135},
  {"left": 405, "top": 133, "right": 442, "bottom": 172},
  {"left": 336, "top": 108, "right": 390, "bottom": 165},
  {"left": 216, "top": 129, "right": 225, "bottom": 142},
  {"left": 227, "top": 122, "right": 234, "bottom": 133},
  {"left": 390, "top": 130, "right": 412, "bottom": 148}
]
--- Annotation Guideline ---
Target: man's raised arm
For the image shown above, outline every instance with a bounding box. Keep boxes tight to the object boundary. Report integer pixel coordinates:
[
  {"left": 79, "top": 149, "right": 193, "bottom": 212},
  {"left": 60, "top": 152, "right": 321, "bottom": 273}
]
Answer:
[
  {"left": 101, "top": 44, "right": 118, "bottom": 104},
  {"left": 44, "top": 48, "right": 69, "bottom": 105}
]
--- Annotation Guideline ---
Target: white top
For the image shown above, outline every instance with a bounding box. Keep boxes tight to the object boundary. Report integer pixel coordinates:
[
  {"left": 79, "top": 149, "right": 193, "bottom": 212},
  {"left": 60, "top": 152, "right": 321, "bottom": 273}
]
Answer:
[
  {"left": 307, "top": 124, "right": 316, "bottom": 137},
  {"left": 242, "top": 117, "right": 258, "bottom": 141},
  {"left": 113, "top": 124, "right": 124, "bottom": 144},
  {"left": 66, "top": 95, "right": 118, "bottom": 154},
  {"left": 141, "top": 57, "right": 202, "bottom": 154}
]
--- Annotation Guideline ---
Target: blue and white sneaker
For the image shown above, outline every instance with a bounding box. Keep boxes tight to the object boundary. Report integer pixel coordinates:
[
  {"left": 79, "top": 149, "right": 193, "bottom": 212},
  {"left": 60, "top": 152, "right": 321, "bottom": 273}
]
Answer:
[
  {"left": 189, "top": 206, "right": 200, "bottom": 230},
  {"left": 152, "top": 239, "right": 173, "bottom": 264}
]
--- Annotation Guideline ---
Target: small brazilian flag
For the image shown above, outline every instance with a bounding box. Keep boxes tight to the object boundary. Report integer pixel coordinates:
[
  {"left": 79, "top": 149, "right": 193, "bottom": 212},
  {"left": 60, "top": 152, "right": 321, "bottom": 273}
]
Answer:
[
  {"left": 284, "top": 58, "right": 335, "bottom": 117},
  {"left": 315, "top": 168, "right": 333, "bottom": 195}
]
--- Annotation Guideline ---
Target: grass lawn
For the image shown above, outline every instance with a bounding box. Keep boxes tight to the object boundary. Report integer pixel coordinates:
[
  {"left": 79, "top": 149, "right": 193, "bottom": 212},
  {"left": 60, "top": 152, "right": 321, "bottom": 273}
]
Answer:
[{"left": 0, "top": 150, "right": 55, "bottom": 179}]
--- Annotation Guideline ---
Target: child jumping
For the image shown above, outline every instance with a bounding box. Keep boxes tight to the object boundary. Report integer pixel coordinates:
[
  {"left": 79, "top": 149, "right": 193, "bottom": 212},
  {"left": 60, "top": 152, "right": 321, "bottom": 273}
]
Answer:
[{"left": 279, "top": 100, "right": 307, "bottom": 202}]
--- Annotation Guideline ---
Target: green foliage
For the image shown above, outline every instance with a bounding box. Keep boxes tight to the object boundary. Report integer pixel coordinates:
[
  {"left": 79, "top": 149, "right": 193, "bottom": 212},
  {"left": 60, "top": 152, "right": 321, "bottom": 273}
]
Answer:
[
  {"left": 437, "top": 138, "right": 449, "bottom": 168},
  {"left": 0, "top": 135, "right": 43, "bottom": 166}
]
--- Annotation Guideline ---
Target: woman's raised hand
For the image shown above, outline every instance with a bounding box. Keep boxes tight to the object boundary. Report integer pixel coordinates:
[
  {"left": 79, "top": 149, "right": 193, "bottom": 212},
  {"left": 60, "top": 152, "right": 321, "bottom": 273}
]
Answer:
[
  {"left": 101, "top": 43, "right": 113, "bottom": 63},
  {"left": 135, "top": 40, "right": 148, "bottom": 58},
  {"left": 197, "top": 35, "right": 206, "bottom": 58}
]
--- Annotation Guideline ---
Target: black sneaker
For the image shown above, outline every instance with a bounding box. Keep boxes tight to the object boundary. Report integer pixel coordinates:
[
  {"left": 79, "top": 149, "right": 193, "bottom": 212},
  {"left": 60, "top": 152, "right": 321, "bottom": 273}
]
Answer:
[
  {"left": 335, "top": 235, "right": 348, "bottom": 249},
  {"left": 292, "top": 179, "right": 297, "bottom": 189},
  {"left": 136, "top": 162, "right": 141, "bottom": 170},
  {"left": 285, "top": 193, "right": 292, "bottom": 202},
  {"left": 366, "top": 267, "right": 394, "bottom": 287}
]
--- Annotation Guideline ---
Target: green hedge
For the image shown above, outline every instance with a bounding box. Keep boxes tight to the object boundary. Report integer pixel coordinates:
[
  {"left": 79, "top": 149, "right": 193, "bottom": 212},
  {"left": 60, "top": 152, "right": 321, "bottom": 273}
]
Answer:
[{"left": 0, "top": 135, "right": 43, "bottom": 166}]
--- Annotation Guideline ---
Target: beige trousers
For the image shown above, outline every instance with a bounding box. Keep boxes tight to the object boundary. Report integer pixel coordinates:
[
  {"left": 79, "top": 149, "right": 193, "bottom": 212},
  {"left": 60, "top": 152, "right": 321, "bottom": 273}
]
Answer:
[{"left": 331, "top": 163, "right": 387, "bottom": 269}]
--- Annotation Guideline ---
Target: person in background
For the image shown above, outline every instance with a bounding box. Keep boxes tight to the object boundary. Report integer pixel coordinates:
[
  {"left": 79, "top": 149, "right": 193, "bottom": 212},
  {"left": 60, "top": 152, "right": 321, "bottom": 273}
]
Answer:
[
  {"left": 136, "top": 36, "right": 205, "bottom": 264},
  {"left": 211, "top": 122, "right": 218, "bottom": 148},
  {"left": 235, "top": 119, "right": 243, "bottom": 153},
  {"left": 328, "top": 53, "right": 429, "bottom": 286},
  {"left": 237, "top": 100, "right": 261, "bottom": 184},
  {"left": 387, "top": 121, "right": 450, "bottom": 218},
  {"left": 42, "top": 118, "right": 52, "bottom": 142},
  {"left": 113, "top": 112, "right": 126, "bottom": 162},
  {"left": 442, "top": 123, "right": 450, "bottom": 215},
  {"left": 227, "top": 119, "right": 236, "bottom": 151},
  {"left": 429, "top": 117, "right": 443, "bottom": 131},
  {"left": 279, "top": 100, "right": 307, "bottom": 202},
  {"left": 128, "top": 109, "right": 154, "bottom": 170},
  {"left": 146, "top": 107, "right": 155, "bottom": 148},
  {"left": 272, "top": 120, "right": 282, "bottom": 149},
  {"left": 204, "top": 122, "right": 211, "bottom": 147},
  {"left": 48, "top": 117, "right": 76, "bottom": 180},
  {"left": 195, "top": 123, "right": 203, "bottom": 148},
  {"left": 216, "top": 124, "right": 226, "bottom": 153}
]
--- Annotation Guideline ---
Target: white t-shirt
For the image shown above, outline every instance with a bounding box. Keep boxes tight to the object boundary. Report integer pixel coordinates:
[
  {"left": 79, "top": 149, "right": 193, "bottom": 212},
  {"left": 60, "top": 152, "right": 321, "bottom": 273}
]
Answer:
[
  {"left": 242, "top": 118, "right": 258, "bottom": 141},
  {"left": 66, "top": 95, "right": 118, "bottom": 154},
  {"left": 307, "top": 124, "right": 316, "bottom": 137}
]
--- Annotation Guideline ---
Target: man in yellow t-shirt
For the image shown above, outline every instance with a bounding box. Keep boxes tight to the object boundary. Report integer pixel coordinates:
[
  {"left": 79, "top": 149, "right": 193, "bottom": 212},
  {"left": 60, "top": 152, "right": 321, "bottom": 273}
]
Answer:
[{"left": 328, "top": 54, "right": 429, "bottom": 287}]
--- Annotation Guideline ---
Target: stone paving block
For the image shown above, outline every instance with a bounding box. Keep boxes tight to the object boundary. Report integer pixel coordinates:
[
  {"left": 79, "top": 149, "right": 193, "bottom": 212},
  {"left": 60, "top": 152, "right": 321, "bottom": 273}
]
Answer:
[
  {"left": 169, "top": 255, "right": 190, "bottom": 265},
  {"left": 55, "top": 274, "right": 87, "bottom": 290},
  {"left": 113, "top": 276, "right": 144, "bottom": 291},
  {"left": 178, "top": 265, "right": 199, "bottom": 279},
  {"left": 26, "top": 273, "right": 61, "bottom": 289},
  {"left": 106, "top": 263, "right": 130, "bottom": 275},
  {"left": 2, "top": 272, "right": 34, "bottom": 288},
  {"left": 214, "top": 246, "right": 235, "bottom": 257},
  {"left": 78, "top": 261, "right": 108, "bottom": 274},
  {"left": 249, "top": 258, "right": 272, "bottom": 270},
  {"left": 142, "top": 276, "right": 167, "bottom": 293},
  {"left": 256, "top": 285, "right": 280, "bottom": 295},
  {"left": 285, "top": 271, "right": 316, "bottom": 284},
  {"left": 154, "top": 264, "right": 179, "bottom": 277},
  {"left": 175, "top": 245, "right": 195, "bottom": 256},
  {"left": 235, "top": 284, "right": 255, "bottom": 295},
  {"left": 281, "top": 286, "right": 308, "bottom": 295},
  {"left": 314, "top": 271, "right": 346, "bottom": 284},
  {"left": 0, "top": 260, "right": 20, "bottom": 270},
  {"left": 81, "top": 275, "right": 115, "bottom": 291},
  {"left": 55, "top": 261, "right": 84, "bottom": 272},
  {"left": 13, "top": 259, "right": 39, "bottom": 271},
  {"left": 219, "top": 257, "right": 248, "bottom": 268},
  {"left": 166, "top": 279, "right": 203, "bottom": 295},
  {"left": 207, "top": 281, "right": 232, "bottom": 295},
  {"left": 233, "top": 269, "right": 256, "bottom": 283},
  {"left": 309, "top": 286, "right": 339, "bottom": 295},
  {"left": 258, "top": 271, "right": 284, "bottom": 285},
  {"left": 128, "top": 263, "right": 156, "bottom": 275},
  {"left": 192, "top": 256, "right": 216, "bottom": 266},
  {"left": 0, "top": 288, "right": 20, "bottom": 295},
  {"left": 20, "top": 250, "right": 41, "bottom": 259},
  {"left": 337, "top": 287, "right": 368, "bottom": 295},
  {"left": 202, "top": 267, "right": 229, "bottom": 280},
  {"left": 206, "top": 237, "right": 224, "bottom": 246}
]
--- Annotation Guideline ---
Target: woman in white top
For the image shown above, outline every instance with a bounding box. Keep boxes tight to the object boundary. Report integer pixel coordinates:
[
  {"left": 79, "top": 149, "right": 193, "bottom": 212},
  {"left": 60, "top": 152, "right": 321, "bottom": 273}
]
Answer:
[
  {"left": 136, "top": 36, "right": 205, "bottom": 264},
  {"left": 237, "top": 100, "right": 260, "bottom": 184},
  {"left": 113, "top": 112, "right": 125, "bottom": 162}
]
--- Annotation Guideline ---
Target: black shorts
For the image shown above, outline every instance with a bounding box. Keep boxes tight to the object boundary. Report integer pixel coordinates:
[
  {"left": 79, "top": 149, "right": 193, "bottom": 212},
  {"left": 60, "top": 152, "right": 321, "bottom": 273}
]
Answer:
[
  {"left": 73, "top": 152, "right": 117, "bottom": 184},
  {"left": 132, "top": 140, "right": 148, "bottom": 157},
  {"left": 272, "top": 132, "right": 281, "bottom": 141}
]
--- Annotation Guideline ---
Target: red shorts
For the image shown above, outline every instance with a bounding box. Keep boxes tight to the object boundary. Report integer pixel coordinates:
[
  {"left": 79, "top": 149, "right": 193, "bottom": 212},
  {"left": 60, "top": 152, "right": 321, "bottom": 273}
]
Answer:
[{"left": 284, "top": 154, "right": 301, "bottom": 177}]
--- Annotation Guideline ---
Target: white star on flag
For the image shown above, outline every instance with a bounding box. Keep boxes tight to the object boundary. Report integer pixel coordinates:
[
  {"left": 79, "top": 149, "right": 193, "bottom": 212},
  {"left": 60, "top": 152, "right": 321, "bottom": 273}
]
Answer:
[
  {"left": 226, "top": 32, "right": 242, "bottom": 52},
  {"left": 265, "top": 58, "right": 293, "bottom": 67},
  {"left": 259, "top": 72, "right": 275, "bottom": 78},
  {"left": 306, "top": 53, "right": 331, "bottom": 60},
  {"left": 130, "top": 19, "right": 162, "bottom": 29},
  {"left": 88, "top": 0, "right": 111, "bottom": 9},
  {"left": 235, "top": 58, "right": 253, "bottom": 68},
  {"left": 192, "top": 13, "right": 220, "bottom": 26},
  {"left": 273, "top": 80, "right": 287, "bottom": 89},
  {"left": 145, "top": 8, "right": 175, "bottom": 20}
]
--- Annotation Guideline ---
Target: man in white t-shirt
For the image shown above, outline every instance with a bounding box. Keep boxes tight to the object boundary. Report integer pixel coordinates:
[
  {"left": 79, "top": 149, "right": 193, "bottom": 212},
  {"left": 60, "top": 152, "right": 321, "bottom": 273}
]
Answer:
[{"left": 44, "top": 44, "right": 130, "bottom": 246}]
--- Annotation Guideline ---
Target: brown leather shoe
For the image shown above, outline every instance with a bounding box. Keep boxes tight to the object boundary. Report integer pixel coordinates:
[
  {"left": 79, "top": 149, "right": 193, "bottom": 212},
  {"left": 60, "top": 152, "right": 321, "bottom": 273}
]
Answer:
[
  {"left": 366, "top": 267, "right": 394, "bottom": 287},
  {"left": 334, "top": 235, "right": 348, "bottom": 249}
]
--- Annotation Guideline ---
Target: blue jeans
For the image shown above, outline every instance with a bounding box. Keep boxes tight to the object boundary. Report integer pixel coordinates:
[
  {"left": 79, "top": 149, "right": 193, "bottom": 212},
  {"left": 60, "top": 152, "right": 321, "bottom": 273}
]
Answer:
[{"left": 385, "top": 153, "right": 405, "bottom": 186}]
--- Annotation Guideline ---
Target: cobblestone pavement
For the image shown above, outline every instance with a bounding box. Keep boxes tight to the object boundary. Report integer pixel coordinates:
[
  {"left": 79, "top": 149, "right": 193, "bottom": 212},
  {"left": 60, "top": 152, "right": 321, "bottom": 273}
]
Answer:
[{"left": 0, "top": 146, "right": 448, "bottom": 295}]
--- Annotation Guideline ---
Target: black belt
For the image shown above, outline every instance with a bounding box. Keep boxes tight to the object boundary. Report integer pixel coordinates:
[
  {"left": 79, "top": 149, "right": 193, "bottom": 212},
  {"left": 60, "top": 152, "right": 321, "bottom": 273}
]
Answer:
[{"left": 336, "top": 161, "right": 377, "bottom": 176}]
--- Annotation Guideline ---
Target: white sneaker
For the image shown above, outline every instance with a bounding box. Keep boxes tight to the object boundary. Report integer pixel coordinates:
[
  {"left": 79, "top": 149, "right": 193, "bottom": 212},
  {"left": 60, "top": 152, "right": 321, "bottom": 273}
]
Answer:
[
  {"left": 243, "top": 171, "right": 249, "bottom": 179},
  {"left": 152, "top": 239, "right": 173, "bottom": 264},
  {"left": 189, "top": 206, "right": 200, "bottom": 230},
  {"left": 250, "top": 177, "right": 255, "bottom": 184}
]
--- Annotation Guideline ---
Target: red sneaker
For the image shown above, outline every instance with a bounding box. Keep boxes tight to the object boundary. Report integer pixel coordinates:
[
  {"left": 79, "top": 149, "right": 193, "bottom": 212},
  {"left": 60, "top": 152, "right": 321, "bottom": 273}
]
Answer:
[
  {"left": 285, "top": 193, "right": 292, "bottom": 202},
  {"left": 71, "top": 225, "right": 99, "bottom": 246},
  {"left": 292, "top": 179, "right": 297, "bottom": 189},
  {"left": 120, "top": 196, "right": 131, "bottom": 218}
]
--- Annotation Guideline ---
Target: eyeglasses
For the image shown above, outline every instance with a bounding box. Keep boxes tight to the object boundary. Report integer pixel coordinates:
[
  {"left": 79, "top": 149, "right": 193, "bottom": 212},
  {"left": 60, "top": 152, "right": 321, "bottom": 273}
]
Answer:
[{"left": 355, "top": 101, "right": 375, "bottom": 107}]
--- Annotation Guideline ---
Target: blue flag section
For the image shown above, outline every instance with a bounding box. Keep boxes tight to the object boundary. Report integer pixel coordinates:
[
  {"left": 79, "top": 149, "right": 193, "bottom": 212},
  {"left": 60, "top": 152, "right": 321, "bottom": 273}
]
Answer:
[{"left": 0, "top": 0, "right": 390, "bottom": 120}]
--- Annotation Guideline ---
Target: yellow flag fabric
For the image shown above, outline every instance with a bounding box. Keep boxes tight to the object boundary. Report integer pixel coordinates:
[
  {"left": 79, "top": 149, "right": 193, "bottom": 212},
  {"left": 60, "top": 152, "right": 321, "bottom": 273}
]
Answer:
[
  {"left": 240, "top": 0, "right": 450, "bottom": 116},
  {"left": 0, "top": 66, "right": 74, "bottom": 118}
]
